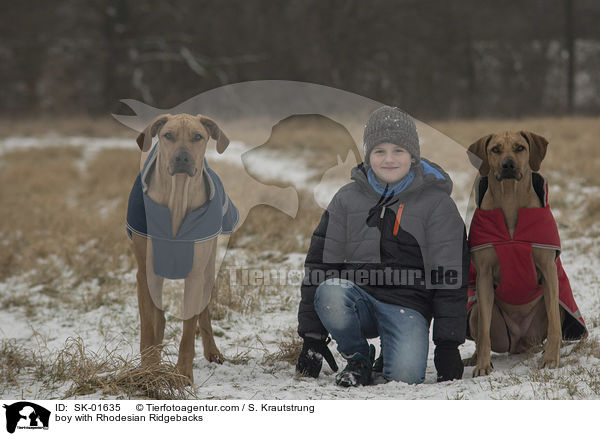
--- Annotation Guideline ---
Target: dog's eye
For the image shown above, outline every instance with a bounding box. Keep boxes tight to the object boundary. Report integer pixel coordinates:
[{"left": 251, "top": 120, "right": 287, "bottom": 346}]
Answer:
[
  {"left": 192, "top": 133, "right": 204, "bottom": 141},
  {"left": 490, "top": 145, "right": 500, "bottom": 153},
  {"left": 163, "top": 132, "right": 174, "bottom": 141},
  {"left": 515, "top": 145, "right": 526, "bottom": 152}
]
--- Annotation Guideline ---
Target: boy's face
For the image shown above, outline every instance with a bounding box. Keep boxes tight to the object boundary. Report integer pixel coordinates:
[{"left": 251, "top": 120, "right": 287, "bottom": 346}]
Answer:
[{"left": 369, "top": 142, "right": 415, "bottom": 184}]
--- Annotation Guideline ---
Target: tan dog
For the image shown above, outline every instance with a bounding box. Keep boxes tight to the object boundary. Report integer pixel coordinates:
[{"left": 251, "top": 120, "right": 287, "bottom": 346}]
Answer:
[
  {"left": 466, "top": 131, "right": 564, "bottom": 376},
  {"left": 131, "top": 113, "right": 230, "bottom": 382}
]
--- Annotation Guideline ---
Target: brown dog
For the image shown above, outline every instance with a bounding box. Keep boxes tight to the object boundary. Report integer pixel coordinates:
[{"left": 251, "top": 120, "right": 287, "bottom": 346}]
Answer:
[
  {"left": 466, "top": 131, "right": 564, "bottom": 376},
  {"left": 131, "top": 113, "right": 232, "bottom": 382}
]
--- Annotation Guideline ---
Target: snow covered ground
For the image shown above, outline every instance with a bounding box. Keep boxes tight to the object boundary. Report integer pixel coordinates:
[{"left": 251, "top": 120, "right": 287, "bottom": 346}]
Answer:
[{"left": 1, "top": 134, "right": 599, "bottom": 400}]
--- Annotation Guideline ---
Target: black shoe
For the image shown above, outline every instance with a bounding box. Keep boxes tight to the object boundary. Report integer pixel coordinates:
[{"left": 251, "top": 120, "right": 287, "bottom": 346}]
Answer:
[{"left": 335, "top": 345, "right": 375, "bottom": 387}]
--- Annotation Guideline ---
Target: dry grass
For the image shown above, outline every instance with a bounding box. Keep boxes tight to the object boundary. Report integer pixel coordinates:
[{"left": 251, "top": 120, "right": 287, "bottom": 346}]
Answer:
[
  {"left": 262, "top": 329, "right": 303, "bottom": 366},
  {"left": 0, "top": 146, "right": 138, "bottom": 283},
  {"left": 469, "top": 336, "right": 600, "bottom": 399},
  {"left": 226, "top": 349, "right": 252, "bottom": 365},
  {"left": 563, "top": 336, "right": 600, "bottom": 361},
  {"left": 521, "top": 336, "right": 600, "bottom": 398},
  {"left": 0, "top": 337, "right": 196, "bottom": 399},
  {"left": 0, "top": 339, "right": 39, "bottom": 391},
  {"left": 1, "top": 294, "right": 38, "bottom": 318},
  {"left": 212, "top": 268, "right": 298, "bottom": 320},
  {"left": 212, "top": 271, "right": 262, "bottom": 318}
]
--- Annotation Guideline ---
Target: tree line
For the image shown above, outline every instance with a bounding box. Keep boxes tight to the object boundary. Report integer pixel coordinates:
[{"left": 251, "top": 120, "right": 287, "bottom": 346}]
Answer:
[{"left": 1, "top": 0, "right": 599, "bottom": 118}]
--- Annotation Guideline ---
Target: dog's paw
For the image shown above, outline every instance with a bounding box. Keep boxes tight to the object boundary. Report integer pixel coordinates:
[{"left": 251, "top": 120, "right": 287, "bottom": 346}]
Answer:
[
  {"left": 539, "top": 343, "right": 560, "bottom": 369},
  {"left": 539, "top": 355, "right": 560, "bottom": 369},
  {"left": 472, "top": 364, "right": 493, "bottom": 377},
  {"left": 206, "top": 352, "right": 225, "bottom": 364}
]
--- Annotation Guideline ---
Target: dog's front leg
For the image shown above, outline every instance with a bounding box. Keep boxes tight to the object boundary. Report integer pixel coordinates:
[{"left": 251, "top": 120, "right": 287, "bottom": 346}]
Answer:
[
  {"left": 137, "top": 273, "right": 166, "bottom": 367},
  {"left": 133, "top": 234, "right": 165, "bottom": 366},
  {"left": 534, "top": 249, "right": 561, "bottom": 369},
  {"left": 198, "top": 307, "right": 224, "bottom": 363},
  {"left": 473, "top": 258, "right": 495, "bottom": 376},
  {"left": 177, "top": 314, "right": 199, "bottom": 383}
]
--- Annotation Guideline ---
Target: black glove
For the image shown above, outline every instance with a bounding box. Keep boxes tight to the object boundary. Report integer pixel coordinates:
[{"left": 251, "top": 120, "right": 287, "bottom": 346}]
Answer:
[
  {"left": 434, "top": 342, "right": 464, "bottom": 382},
  {"left": 296, "top": 336, "right": 339, "bottom": 378}
]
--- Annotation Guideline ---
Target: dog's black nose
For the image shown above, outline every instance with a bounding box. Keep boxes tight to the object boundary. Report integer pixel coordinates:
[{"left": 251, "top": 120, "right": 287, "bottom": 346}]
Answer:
[
  {"left": 502, "top": 158, "right": 516, "bottom": 170},
  {"left": 174, "top": 149, "right": 192, "bottom": 164},
  {"left": 169, "top": 149, "right": 196, "bottom": 176}
]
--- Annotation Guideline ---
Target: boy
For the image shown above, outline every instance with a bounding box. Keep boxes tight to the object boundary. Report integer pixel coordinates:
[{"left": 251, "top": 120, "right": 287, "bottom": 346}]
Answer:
[{"left": 296, "top": 106, "right": 469, "bottom": 386}]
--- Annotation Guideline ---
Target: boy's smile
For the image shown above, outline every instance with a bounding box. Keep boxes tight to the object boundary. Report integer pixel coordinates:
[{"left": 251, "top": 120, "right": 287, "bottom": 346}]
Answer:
[{"left": 369, "top": 142, "right": 416, "bottom": 185}]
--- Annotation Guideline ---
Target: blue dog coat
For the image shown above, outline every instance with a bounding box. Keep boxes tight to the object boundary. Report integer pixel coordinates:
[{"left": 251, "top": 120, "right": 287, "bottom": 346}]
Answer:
[{"left": 127, "top": 144, "right": 239, "bottom": 279}]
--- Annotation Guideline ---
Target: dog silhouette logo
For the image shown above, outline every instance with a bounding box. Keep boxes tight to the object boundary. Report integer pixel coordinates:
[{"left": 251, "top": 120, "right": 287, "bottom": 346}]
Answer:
[{"left": 3, "top": 402, "right": 50, "bottom": 434}]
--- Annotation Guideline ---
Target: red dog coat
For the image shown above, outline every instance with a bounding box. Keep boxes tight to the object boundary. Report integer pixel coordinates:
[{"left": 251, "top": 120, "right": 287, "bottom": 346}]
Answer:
[{"left": 467, "top": 174, "right": 587, "bottom": 340}]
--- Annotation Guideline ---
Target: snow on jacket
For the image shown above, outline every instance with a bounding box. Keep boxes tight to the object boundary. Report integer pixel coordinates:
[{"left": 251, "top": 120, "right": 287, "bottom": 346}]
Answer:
[
  {"left": 298, "top": 159, "right": 469, "bottom": 347},
  {"left": 467, "top": 174, "right": 587, "bottom": 340}
]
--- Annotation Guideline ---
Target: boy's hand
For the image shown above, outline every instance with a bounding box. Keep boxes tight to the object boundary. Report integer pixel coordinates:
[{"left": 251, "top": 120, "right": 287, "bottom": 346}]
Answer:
[{"left": 296, "top": 337, "right": 339, "bottom": 378}]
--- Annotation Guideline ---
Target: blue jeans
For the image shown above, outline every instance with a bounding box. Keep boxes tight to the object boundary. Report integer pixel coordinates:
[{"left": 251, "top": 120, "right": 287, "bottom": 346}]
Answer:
[{"left": 314, "top": 278, "right": 429, "bottom": 384}]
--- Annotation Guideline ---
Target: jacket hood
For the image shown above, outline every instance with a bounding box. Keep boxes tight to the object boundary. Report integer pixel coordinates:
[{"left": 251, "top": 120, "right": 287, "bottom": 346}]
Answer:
[{"left": 350, "top": 158, "right": 453, "bottom": 199}]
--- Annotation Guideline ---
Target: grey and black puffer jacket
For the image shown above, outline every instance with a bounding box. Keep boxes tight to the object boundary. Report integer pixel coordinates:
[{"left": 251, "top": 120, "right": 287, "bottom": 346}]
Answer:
[{"left": 298, "top": 159, "right": 469, "bottom": 348}]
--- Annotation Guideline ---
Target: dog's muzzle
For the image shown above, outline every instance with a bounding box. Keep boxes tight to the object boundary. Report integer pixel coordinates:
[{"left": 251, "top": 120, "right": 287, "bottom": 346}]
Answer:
[
  {"left": 168, "top": 149, "right": 197, "bottom": 176},
  {"left": 497, "top": 158, "right": 522, "bottom": 181}
]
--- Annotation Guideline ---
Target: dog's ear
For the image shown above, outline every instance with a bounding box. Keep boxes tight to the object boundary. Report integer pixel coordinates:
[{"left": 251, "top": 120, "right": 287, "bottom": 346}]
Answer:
[
  {"left": 467, "top": 134, "right": 492, "bottom": 176},
  {"left": 520, "top": 131, "right": 548, "bottom": 172},
  {"left": 198, "top": 115, "right": 229, "bottom": 154},
  {"left": 136, "top": 115, "right": 170, "bottom": 151}
]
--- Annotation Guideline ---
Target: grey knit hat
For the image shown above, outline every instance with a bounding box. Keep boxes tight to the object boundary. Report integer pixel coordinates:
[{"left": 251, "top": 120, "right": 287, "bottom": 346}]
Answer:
[{"left": 363, "top": 106, "right": 420, "bottom": 165}]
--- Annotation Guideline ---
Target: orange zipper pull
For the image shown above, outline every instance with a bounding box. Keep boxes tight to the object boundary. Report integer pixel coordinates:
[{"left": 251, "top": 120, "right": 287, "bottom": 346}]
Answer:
[{"left": 393, "top": 204, "right": 404, "bottom": 236}]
